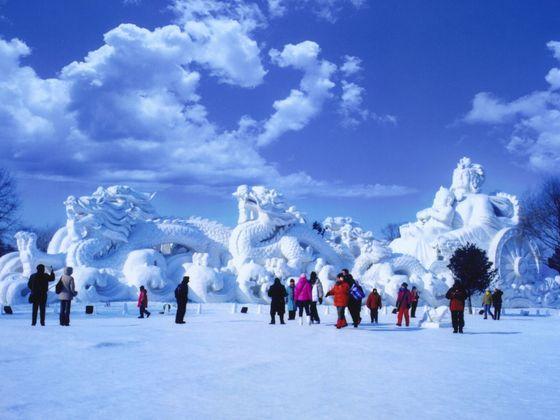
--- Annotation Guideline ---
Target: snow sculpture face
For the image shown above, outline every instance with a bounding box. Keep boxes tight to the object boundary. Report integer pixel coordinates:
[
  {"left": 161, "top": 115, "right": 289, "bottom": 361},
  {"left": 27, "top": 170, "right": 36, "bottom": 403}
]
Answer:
[
  {"left": 234, "top": 185, "right": 301, "bottom": 226},
  {"left": 433, "top": 187, "right": 454, "bottom": 209},
  {"left": 64, "top": 186, "right": 157, "bottom": 243},
  {"left": 450, "top": 157, "right": 485, "bottom": 200}
]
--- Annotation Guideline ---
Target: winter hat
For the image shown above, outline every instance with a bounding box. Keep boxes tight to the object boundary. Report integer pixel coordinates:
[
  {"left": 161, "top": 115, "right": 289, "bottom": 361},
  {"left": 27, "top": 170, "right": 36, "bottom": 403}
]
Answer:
[
  {"left": 401, "top": 282, "right": 408, "bottom": 288},
  {"left": 64, "top": 267, "right": 73, "bottom": 276}
]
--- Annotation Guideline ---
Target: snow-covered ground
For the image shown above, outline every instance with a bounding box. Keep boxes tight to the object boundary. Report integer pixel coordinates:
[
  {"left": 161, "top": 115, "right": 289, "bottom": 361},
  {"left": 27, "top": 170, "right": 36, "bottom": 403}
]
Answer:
[{"left": 1, "top": 303, "right": 558, "bottom": 420}]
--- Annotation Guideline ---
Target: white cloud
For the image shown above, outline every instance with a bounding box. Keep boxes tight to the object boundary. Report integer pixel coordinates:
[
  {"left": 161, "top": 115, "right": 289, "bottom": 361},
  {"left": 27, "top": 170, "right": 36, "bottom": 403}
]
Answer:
[
  {"left": 267, "top": 0, "right": 365, "bottom": 22},
  {"left": 0, "top": 4, "right": 412, "bottom": 200},
  {"left": 340, "top": 55, "right": 362, "bottom": 77},
  {"left": 172, "top": 0, "right": 266, "bottom": 88},
  {"left": 258, "top": 41, "right": 336, "bottom": 146},
  {"left": 465, "top": 40, "right": 560, "bottom": 173}
]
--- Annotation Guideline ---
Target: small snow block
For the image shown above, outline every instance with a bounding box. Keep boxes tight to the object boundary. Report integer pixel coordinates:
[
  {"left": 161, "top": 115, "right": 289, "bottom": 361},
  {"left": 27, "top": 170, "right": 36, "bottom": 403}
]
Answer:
[
  {"left": 240, "top": 306, "right": 248, "bottom": 314},
  {"left": 85, "top": 305, "right": 94, "bottom": 314},
  {"left": 2, "top": 306, "right": 13, "bottom": 315}
]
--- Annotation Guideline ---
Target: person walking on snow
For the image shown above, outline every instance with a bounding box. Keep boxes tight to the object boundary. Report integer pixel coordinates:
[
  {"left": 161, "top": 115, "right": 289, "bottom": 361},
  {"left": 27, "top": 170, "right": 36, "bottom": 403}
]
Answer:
[
  {"left": 294, "top": 274, "right": 312, "bottom": 325},
  {"left": 28, "top": 264, "right": 55, "bottom": 326},
  {"left": 446, "top": 281, "right": 467, "bottom": 333},
  {"left": 325, "top": 273, "right": 350, "bottom": 329},
  {"left": 366, "top": 288, "right": 382, "bottom": 323},
  {"left": 268, "top": 277, "right": 288, "bottom": 324},
  {"left": 310, "top": 271, "right": 324, "bottom": 324},
  {"left": 396, "top": 282, "right": 412, "bottom": 327},
  {"left": 342, "top": 269, "right": 363, "bottom": 328},
  {"left": 137, "top": 286, "right": 151, "bottom": 319},
  {"left": 174, "top": 276, "right": 189, "bottom": 324},
  {"left": 57, "top": 267, "right": 77, "bottom": 326},
  {"left": 286, "top": 279, "right": 296, "bottom": 320},
  {"left": 492, "top": 288, "right": 503, "bottom": 320},
  {"left": 410, "top": 286, "right": 420, "bottom": 318},
  {"left": 482, "top": 289, "right": 493, "bottom": 319}
]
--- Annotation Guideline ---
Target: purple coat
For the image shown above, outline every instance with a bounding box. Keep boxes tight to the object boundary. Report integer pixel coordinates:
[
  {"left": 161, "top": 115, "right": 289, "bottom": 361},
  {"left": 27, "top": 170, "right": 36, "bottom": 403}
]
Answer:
[{"left": 294, "top": 276, "right": 312, "bottom": 302}]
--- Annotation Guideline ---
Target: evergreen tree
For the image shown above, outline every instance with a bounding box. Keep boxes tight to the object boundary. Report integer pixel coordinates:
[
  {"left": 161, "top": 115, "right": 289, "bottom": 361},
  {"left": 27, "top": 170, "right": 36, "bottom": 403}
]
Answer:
[{"left": 447, "top": 243, "right": 497, "bottom": 314}]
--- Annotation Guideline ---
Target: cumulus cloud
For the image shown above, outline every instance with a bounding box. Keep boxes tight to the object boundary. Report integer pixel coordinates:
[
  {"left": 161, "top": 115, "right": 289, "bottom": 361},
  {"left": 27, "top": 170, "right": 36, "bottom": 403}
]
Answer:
[
  {"left": 340, "top": 55, "right": 362, "bottom": 77},
  {"left": 258, "top": 41, "right": 336, "bottom": 146},
  {"left": 0, "top": 1, "right": 411, "bottom": 200},
  {"left": 267, "top": 0, "right": 365, "bottom": 22},
  {"left": 465, "top": 40, "right": 560, "bottom": 173}
]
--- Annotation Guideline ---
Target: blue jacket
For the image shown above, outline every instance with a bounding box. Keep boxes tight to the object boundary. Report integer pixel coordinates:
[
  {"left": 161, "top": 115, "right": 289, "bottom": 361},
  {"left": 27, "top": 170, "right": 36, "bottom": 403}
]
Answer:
[{"left": 286, "top": 285, "right": 296, "bottom": 311}]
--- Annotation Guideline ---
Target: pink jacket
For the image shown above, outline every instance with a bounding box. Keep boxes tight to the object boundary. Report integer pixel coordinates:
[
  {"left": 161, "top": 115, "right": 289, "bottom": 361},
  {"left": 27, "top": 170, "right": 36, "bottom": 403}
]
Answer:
[{"left": 294, "top": 275, "right": 312, "bottom": 302}]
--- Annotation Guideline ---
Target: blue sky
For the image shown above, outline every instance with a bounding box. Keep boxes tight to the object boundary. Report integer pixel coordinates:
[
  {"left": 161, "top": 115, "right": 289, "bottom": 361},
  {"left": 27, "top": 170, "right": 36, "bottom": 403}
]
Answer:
[{"left": 1, "top": 0, "right": 560, "bottom": 234}]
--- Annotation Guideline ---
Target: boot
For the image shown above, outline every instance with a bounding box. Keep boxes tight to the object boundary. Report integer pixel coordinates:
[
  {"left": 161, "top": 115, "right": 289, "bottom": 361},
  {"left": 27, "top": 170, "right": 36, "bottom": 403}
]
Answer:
[
  {"left": 269, "top": 315, "right": 275, "bottom": 325},
  {"left": 280, "top": 315, "right": 285, "bottom": 324}
]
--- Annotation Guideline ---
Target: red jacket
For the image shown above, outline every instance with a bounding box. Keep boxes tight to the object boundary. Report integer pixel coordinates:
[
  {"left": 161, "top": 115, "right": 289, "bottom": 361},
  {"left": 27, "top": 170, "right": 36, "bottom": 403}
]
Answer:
[
  {"left": 446, "top": 286, "right": 466, "bottom": 311},
  {"left": 411, "top": 290, "right": 419, "bottom": 302},
  {"left": 366, "top": 292, "right": 382, "bottom": 309},
  {"left": 327, "top": 281, "right": 350, "bottom": 307},
  {"left": 137, "top": 290, "right": 148, "bottom": 308},
  {"left": 396, "top": 288, "right": 412, "bottom": 308}
]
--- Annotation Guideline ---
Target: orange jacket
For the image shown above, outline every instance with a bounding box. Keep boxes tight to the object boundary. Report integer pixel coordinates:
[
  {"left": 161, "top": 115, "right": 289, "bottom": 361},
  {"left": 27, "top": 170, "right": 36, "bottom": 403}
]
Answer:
[
  {"left": 366, "top": 292, "right": 382, "bottom": 309},
  {"left": 327, "top": 281, "right": 350, "bottom": 307}
]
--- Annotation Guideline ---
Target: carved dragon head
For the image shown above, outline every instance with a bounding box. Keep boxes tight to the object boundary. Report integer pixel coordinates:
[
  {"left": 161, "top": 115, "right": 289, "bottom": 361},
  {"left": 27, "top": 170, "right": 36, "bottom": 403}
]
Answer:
[
  {"left": 233, "top": 185, "right": 303, "bottom": 226},
  {"left": 64, "top": 185, "right": 157, "bottom": 243}
]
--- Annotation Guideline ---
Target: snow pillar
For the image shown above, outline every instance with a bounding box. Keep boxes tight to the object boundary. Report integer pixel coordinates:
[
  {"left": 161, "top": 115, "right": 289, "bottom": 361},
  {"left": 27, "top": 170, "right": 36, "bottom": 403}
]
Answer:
[
  {"left": 231, "top": 303, "right": 237, "bottom": 314},
  {"left": 197, "top": 303, "right": 202, "bottom": 315},
  {"left": 122, "top": 302, "right": 129, "bottom": 316}
]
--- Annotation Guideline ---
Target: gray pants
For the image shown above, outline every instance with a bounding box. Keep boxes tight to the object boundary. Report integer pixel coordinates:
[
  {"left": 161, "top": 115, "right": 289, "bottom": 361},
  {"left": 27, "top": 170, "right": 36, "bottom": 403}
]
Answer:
[{"left": 59, "top": 300, "right": 71, "bottom": 326}]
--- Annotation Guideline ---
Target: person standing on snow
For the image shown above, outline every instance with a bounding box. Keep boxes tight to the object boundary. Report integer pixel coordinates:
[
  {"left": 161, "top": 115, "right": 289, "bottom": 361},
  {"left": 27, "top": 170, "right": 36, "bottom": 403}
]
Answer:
[
  {"left": 395, "top": 282, "right": 412, "bottom": 327},
  {"left": 268, "top": 278, "right": 288, "bottom": 324},
  {"left": 481, "top": 289, "right": 493, "bottom": 319},
  {"left": 446, "top": 281, "right": 467, "bottom": 333},
  {"left": 366, "top": 288, "right": 382, "bottom": 324},
  {"left": 325, "top": 273, "right": 350, "bottom": 329},
  {"left": 309, "top": 271, "right": 324, "bottom": 324},
  {"left": 57, "top": 267, "right": 77, "bottom": 326},
  {"left": 28, "top": 264, "right": 55, "bottom": 326},
  {"left": 410, "top": 286, "right": 420, "bottom": 318},
  {"left": 492, "top": 288, "right": 503, "bottom": 320},
  {"left": 286, "top": 278, "right": 296, "bottom": 320},
  {"left": 137, "top": 285, "right": 151, "bottom": 319},
  {"left": 174, "top": 276, "right": 189, "bottom": 324},
  {"left": 342, "top": 269, "right": 363, "bottom": 328},
  {"left": 294, "top": 274, "right": 312, "bottom": 325}
]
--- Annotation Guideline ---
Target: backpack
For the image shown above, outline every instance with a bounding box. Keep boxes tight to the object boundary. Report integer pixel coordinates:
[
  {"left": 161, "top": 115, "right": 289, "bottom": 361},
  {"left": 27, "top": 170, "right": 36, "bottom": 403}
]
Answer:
[
  {"left": 349, "top": 282, "right": 365, "bottom": 300},
  {"left": 55, "top": 279, "right": 64, "bottom": 294}
]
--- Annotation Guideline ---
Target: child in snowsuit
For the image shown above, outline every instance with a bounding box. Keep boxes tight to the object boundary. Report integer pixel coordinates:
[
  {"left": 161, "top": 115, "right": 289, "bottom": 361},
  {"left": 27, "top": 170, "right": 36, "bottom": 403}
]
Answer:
[
  {"left": 137, "top": 286, "right": 151, "bottom": 319},
  {"left": 366, "top": 288, "right": 382, "bottom": 323}
]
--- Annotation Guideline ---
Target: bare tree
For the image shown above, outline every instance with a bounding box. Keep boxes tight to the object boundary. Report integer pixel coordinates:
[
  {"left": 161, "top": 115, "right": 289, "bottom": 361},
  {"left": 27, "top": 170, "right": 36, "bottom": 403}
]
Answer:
[
  {"left": 519, "top": 178, "right": 560, "bottom": 273},
  {"left": 0, "top": 169, "right": 19, "bottom": 255},
  {"left": 380, "top": 223, "right": 402, "bottom": 242}
]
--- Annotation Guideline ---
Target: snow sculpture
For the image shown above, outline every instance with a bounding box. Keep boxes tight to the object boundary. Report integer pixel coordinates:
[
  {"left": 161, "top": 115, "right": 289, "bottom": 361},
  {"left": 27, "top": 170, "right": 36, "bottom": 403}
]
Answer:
[
  {"left": 419, "top": 306, "right": 452, "bottom": 329},
  {"left": 0, "top": 160, "right": 556, "bottom": 308},
  {"left": 391, "top": 157, "right": 550, "bottom": 307}
]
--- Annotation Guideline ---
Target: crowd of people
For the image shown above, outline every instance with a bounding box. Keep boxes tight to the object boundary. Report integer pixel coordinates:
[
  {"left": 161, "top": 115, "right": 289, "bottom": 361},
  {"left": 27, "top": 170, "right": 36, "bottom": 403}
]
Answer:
[{"left": 24, "top": 264, "right": 505, "bottom": 332}]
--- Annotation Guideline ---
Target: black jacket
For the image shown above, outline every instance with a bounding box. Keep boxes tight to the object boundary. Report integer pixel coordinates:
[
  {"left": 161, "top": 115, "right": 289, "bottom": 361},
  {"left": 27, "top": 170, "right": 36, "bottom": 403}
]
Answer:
[
  {"left": 268, "top": 282, "right": 287, "bottom": 312},
  {"left": 28, "top": 271, "right": 55, "bottom": 301},
  {"left": 492, "top": 290, "right": 503, "bottom": 306},
  {"left": 175, "top": 282, "right": 189, "bottom": 302}
]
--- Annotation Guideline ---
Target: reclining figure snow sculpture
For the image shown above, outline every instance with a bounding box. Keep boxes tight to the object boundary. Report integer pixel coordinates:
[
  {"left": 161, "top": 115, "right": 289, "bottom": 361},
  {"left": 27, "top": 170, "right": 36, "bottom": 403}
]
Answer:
[{"left": 390, "top": 157, "right": 553, "bottom": 307}]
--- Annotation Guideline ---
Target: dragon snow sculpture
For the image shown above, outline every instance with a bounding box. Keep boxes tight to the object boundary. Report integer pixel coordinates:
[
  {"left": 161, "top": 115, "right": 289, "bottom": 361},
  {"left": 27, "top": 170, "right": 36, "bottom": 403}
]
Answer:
[{"left": 0, "top": 160, "right": 556, "bottom": 308}]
